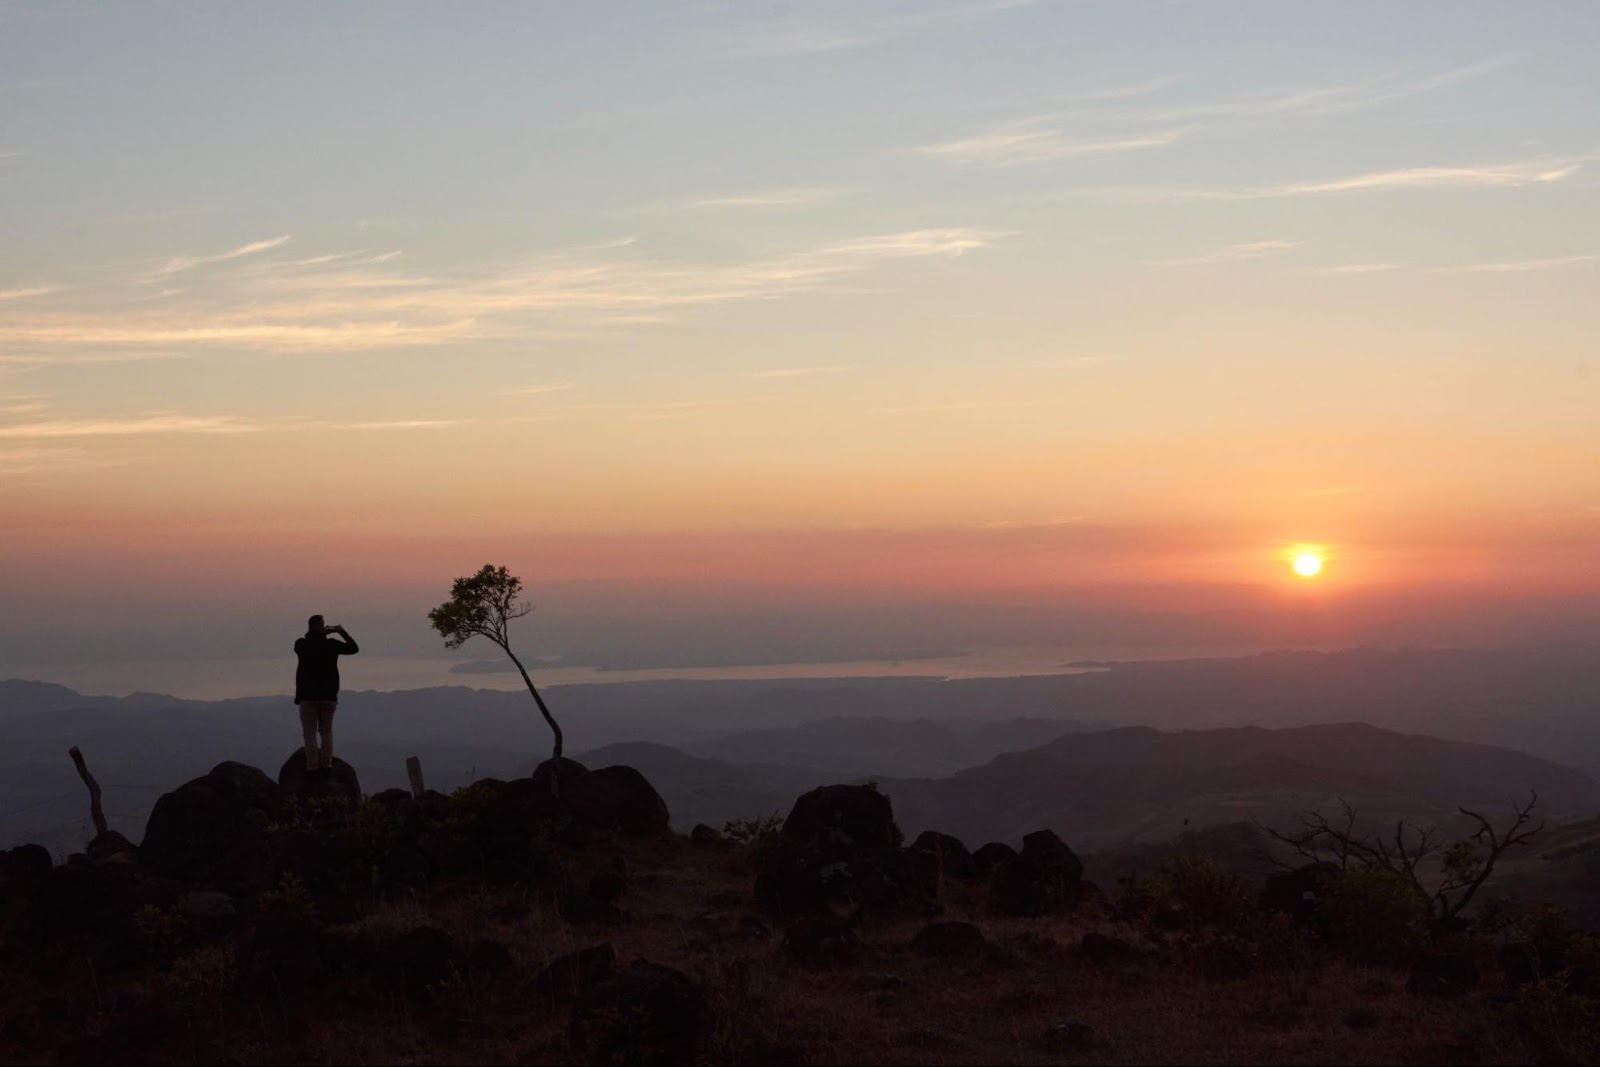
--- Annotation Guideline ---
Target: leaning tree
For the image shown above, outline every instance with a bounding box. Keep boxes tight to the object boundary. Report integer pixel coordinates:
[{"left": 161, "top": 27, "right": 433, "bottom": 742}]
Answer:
[{"left": 428, "top": 564, "right": 564, "bottom": 759}]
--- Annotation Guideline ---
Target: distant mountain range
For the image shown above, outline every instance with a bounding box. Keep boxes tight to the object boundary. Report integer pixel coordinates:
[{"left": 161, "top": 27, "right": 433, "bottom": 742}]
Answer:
[{"left": 5, "top": 644, "right": 1600, "bottom": 862}]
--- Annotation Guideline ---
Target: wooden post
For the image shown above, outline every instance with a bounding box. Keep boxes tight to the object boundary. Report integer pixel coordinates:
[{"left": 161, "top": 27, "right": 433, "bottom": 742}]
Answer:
[
  {"left": 68, "top": 745, "right": 108, "bottom": 837},
  {"left": 405, "top": 756, "right": 425, "bottom": 797}
]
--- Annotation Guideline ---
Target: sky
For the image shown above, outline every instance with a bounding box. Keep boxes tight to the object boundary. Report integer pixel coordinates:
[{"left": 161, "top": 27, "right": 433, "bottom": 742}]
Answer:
[{"left": 2, "top": 2, "right": 1598, "bottom": 688}]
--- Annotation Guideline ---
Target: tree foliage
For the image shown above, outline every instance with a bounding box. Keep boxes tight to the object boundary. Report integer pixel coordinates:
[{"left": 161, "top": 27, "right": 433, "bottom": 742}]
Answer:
[
  {"left": 1264, "top": 792, "right": 1542, "bottom": 929},
  {"left": 428, "top": 564, "right": 564, "bottom": 758}
]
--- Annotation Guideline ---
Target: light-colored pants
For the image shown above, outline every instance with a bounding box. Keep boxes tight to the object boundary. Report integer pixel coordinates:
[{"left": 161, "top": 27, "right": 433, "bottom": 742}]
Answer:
[{"left": 298, "top": 700, "right": 336, "bottom": 769}]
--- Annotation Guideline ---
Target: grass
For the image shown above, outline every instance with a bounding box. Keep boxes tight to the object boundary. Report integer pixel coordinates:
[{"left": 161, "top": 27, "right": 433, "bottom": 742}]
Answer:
[{"left": 0, "top": 831, "right": 1548, "bottom": 1065}]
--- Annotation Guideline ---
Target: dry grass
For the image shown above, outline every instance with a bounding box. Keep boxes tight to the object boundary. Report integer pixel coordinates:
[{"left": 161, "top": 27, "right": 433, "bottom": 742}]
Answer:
[{"left": 0, "top": 835, "right": 1545, "bottom": 1065}]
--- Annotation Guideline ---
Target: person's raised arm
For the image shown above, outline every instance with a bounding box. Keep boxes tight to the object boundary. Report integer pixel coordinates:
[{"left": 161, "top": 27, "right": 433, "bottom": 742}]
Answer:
[{"left": 330, "top": 625, "right": 360, "bottom": 654}]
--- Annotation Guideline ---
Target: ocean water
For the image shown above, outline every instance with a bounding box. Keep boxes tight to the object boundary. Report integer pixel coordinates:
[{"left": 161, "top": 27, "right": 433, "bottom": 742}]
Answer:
[{"left": 0, "top": 643, "right": 1279, "bottom": 701}]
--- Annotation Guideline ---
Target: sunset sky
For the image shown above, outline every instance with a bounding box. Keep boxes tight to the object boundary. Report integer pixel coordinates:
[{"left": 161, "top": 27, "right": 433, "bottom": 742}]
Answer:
[{"left": 3, "top": 2, "right": 1598, "bottom": 685}]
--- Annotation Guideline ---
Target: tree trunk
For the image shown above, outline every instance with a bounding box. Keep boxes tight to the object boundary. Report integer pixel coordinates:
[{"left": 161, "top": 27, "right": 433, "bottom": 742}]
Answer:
[
  {"left": 68, "top": 745, "right": 107, "bottom": 838},
  {"left": 505, "top": 645, "right": 563, "bottom": 759}
]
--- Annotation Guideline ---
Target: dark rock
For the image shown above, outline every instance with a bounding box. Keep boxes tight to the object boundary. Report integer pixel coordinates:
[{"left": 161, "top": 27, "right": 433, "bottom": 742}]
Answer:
[
  {"left": 464, "top": 937, "right": 514, "bottom": 981},
  {"left": 910, "top": 831, "right": 975, "bottom": 880},
  {"left": 86, "top": 830, "right": 138, "bottom": 867},
  {"left": 370, "top": 787, "right": 413, "bottom": 812},
  {"left": 536, "top": 943, "right": 616, "bottom": 999},
  {"left": 755, "top": 839, "right": 934, "bottom": 919},
  {"left": 177, "top": 889, "right": 240, "bottom": 937},
  {"left": 589, "top": 870, "right": 627, "bottom": 903},
  {"left": 783, "top": 916, "right": 858, "bottom": 965},
  {"left": 690, "top": 824, "right": 722, "bottom": 845},
  {"left": 562, "top": 892, "right": 622, "bottom": 926},
  {"left": 374, "top": 925, "right": 455, "bottom": 998},
  {"left": 1260, "top": 862, "right": 1340, "bottom": 926},
  {"left": 1195, "top": 940, "right": 1253, "bottom": 981},
  {"left": 240, "top": 910, "right": 331, "bottom": 993},
  {"left": 910, "top": 920, "right": 986, "bottom": 958},
  {"left": 531, "top": 757, "right": 591, "bottom": 798},
  {"left": 571, "top": 962, "right": 709, "bottom": 1066},
  {"left": 569, "top": 766, "right": 671, "bottom": 838},
  {"left": 139, "top": 762, "right": 283, "bottom": 891},
  {"left": 277, "top": 749, "right": 362, "bottom": 804},
  {"left": 1042, "top": 1019, "right": 1095, "bottom": 1052},
  {"left": 991, "top": 857, "right": 1051, "bottom": 916},
  {"left": 6, "top": 843, "right": 52, "bottom": 890},
  {"left": 970, "top": 842, "right": 1018, "bottom": 877},
  {"left": 1408, "top": 953, "right": 1480, "bottom": 996},
  {"left": 782, "top": 784, "right": 902, "bottom": 848},
  {"left": 379, "top": 841, "right": 432, "bottom": 890},
  {"left": 1080, "top": 931, "right": 1133, "bottom": 965},
  {"left": 1019, "top": 829, "right": 1083, "bottom": 885},
  {"left": 477, "top": 787, "right": 564, "bottom": 886}
]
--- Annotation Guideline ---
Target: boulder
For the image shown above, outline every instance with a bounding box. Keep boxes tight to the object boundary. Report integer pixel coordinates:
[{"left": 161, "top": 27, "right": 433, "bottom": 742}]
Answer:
[
  {"left": 85, "top": 831, "right": 138, "bottom": 867},
  {"left": 373, "top": 926, "right": 455, "bottom": 998},
  {"left": 1407, "top": 953, "right": 1480, "bottom": 996},
  {"left": 910, "top": 920, "right": 986, "bottom": 958},
  {"left": 1019, "top": 829, "right": 1083, "bottom": 885},
  {"left": 910, "top": 831, "right": 975, "bottom": 880},
  {"left": 6, "top": 843, "right": 53, "bottom": 891},
  {"left": 783, "top": 916, "right": 858, "bottom": 965},
  {"left": 139, "top": 762, "right": 282, "bottom": 891},
  {"left": 277, "top": 750, "right": 362, "bottom": 804},
  {"left": 1260, "top": 862, "right": 1340, "bottom": 926},
  {"left": 531, "top": 757, "right": 590, "bottom": 797},
  {"left": 991, "top": 857, "right": 1051, "bottom": 917},
  {"left": 689, "top": 824, "right": 723, "bottom": 845},
  {"left": 970, "top": 842, "right": 1018, "bottom": 877},
  {"left": 537, "top": 943, "right": 616, "bottom": 999},
  {"left": 782, "top": 784, "right": 902, "bottom": 848},
  {"left": 568, "top": 766, "right": 671, "bottom": 837},
  {"left": 755, "top": 840, "right": 936, "bottom": 920},
  {"left": 1080, "top": 931, "right": 1133, "bottom": 965},
  {"left": 571, "top": 962, "right": 709, "bottom": 1066}
]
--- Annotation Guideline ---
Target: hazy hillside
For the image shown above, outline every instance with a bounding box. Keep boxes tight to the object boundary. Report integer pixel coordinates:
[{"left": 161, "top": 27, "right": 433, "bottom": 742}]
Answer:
[{"left": 882, "top": 722, "right": 1600, "bottom": 849}]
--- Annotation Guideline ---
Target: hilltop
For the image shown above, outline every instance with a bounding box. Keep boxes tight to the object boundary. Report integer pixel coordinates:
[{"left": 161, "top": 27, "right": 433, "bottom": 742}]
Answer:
[{"left": 1, "top": 746, "right": 1595, "bottom": 1065}]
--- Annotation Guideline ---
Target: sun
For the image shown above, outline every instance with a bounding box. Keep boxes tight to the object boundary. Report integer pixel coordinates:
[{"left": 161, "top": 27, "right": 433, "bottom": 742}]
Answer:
[{"left": 1292, "top": 551, "right": 1324, "bottom": 578}]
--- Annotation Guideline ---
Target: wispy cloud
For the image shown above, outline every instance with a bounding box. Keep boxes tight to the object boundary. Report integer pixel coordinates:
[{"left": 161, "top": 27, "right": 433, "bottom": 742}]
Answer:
[
  {"left": 704, "top": 0, "right": 1035, "bottom": 56},
  {"left": 0, "top": 446, "right": 104, "bottom": 477},
  {"left": 914, "top": 121, "right": 1186, "bottom": 167},
  {"left": 508, "top": 382, "right": 575, "bottom": 396},
  {"left": 1430, "top": 253, "right": 1600, "bottom": 274},
  {"left": 0, "top": 414, "right": 267, "bottom": 439},
  {"left": 0, "top": 285, "right": 60, "bottom": 302},
  {"left": 691, "top": 188, "right": 842, "bottom": 209},
  {"left": 1, "top": 226, "right": 1005, "bottom": 359},
  {"left": 1096, "top": 156, "right": 1585, "bottom": 202},
  {"left": 1313, "top": 263, "right": 1405, "bottom": 275},
  {"left": 877, "top": 400, "right": 1013, "bottom": 415},
  {"left": 1146, "top": 240, "right": 1300, "bottom": 268},
  {"left": 156, "top": 235, "right": 292, "bottom": 278},
  {"left": 743, "top": 365, "right": 852, "bottom": 379}
]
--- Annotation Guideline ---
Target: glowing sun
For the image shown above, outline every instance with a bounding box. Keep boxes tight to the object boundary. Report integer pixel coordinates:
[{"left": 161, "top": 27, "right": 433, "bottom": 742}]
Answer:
[{"left": 1292, "top": 551, "right": 1324, "bottom": 578}]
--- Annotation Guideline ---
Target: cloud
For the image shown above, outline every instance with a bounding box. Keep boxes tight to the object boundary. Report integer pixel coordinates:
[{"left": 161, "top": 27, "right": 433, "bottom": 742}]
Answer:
[
  {"left": 1095, "top": 156, "right": 1584, "bottom": 202},
  {"left": 0, "top": 285, "right": 60, "bottom": 301},
  {"left": 0, "top": 227, "right": 1003, "bottom": 358},
  {"left": 1313, "top": 263, "right": 1404, "bottom": 275},
  {"left": 508, "top": 382, "right": 575, "bottom": 396},
  {"left": 914, "top": 122, "right": 1186, "bottom": 167},
  {"left": 877, "top": 401, "right": 1012, "bottom": 414},
  {"left": 156, "top": 234, "right": 292, "bottom": 278},
  {"left": 0, "top": 414, "right": 268, "bottom": 440},
  {"left": 0, "top": 413, "right": 468, "bottom": 440},
  {"left": 0, "top": 446, "right": 102, "bottom": 477},
  {"left": 743, "top": 365, "right": 852, "bottom": 379},
  {"left": 705, "top": 0, "right": 1035, "bottom": 56},
  {"left": 691, "top": 188, "right": 842, "bottom": 208},
  {"left": 1146, "top": 240, "right": 1300, "bottom": 268},
  {"left": 1430, "top": 253, "right": 1599, "bottom": 274},
  {"left": 1080, "top": 56, "right": 1516, "bottom": 126}
]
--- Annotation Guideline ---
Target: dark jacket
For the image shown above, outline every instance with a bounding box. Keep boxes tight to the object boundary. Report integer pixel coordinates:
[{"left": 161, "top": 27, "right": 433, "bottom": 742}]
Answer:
[{"left": 293, "top": 632, "right": 359, "bottom": 704}]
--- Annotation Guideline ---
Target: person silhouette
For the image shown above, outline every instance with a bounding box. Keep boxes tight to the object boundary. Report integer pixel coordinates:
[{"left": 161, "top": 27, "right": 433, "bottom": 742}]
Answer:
[{"left": 293, "top": 614, "right": 359, "bottom": 771}]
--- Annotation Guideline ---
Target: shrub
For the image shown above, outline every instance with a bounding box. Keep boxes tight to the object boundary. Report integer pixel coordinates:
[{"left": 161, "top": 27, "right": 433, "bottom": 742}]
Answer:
[
  {"left": 1318, "top": 865, "right": 1431, "bottom": 963},
  {"left": 1142, "top": 854, "right": 1253, "bottom": 928},
  {"left": 164, "top": 944, "right": 238, "bottom": 1007},
  {"left": 1512, "top": 975, "right": 1599, "bottom": 1063},
  {"left": 722, "top": 812, "right": 784, "bottom": 846}
]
